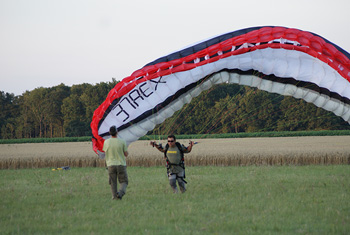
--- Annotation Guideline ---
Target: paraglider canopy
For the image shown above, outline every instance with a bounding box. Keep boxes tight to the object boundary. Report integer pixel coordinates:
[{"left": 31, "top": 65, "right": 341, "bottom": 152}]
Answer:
[{"left": 91, "top": 26, "right": 350, "bottom": 154}]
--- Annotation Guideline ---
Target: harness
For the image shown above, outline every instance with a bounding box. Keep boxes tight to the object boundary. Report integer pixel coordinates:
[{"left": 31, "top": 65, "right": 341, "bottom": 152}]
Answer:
[{"left": 164, "top": 142, "right": 187, "bottom": 184}]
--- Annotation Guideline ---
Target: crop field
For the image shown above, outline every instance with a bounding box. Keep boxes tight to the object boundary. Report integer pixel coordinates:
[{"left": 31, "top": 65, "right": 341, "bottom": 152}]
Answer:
[{"left": 1, "top": 136, "right": 350, "bottom": 169}]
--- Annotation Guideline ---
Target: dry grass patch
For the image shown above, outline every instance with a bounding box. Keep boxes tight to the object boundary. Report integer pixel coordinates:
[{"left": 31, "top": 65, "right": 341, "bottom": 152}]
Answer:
[
  {"left": 1, "top": 136, "right": 350, "bottom": 169},
  {"left": 0, "top": 142, "right": 104, "bottom": 169},
  {"left": 128, "top": 136, "right": 350, "bottom": 166}
]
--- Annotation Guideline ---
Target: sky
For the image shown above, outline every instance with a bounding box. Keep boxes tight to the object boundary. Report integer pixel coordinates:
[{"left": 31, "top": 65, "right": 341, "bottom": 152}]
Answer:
[{"left": 1, "top": 0, "right": 350, "bottom": 96}]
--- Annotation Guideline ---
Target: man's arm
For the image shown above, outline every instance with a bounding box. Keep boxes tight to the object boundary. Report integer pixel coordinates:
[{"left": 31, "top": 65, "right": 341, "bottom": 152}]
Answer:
[
  {"left": 150, "top": 141, "right": 165, "bottom": 153},
  {"left": 123, "top": 141, "right": 128, "bottom": 157},
  {"left": 184, "top": 141, "right": 194, "bottom": 153}
]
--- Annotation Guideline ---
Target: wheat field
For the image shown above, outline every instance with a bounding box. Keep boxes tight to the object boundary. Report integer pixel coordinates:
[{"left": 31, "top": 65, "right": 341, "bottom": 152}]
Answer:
[{"left": 0, "top": 136, "right": 349, "bottom": 169}]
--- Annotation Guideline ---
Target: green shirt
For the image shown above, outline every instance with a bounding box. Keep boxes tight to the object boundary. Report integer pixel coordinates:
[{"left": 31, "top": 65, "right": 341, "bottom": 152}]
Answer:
[
  {"left": 103, "top": 137, "right": 127, "bottom": 167},
  {"left": 167, "top": 145, "right": 185, "bottom": 173}
]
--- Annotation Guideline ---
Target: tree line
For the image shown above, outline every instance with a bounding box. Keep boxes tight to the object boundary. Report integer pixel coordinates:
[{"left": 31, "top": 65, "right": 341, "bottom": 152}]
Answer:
[
  {"left": 1, "top": 80, "right": 117, "bottom": 139},
  {"left": 149, "top": 84, "right": 350, "bottom": 136},
  {"left": 1, "top": 81, "right": 349, "bottom": 139}
]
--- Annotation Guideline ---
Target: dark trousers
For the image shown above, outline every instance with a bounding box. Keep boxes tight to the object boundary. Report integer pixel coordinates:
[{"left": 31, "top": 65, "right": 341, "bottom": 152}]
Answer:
[{"left": 108, "top": 165, "right": 128, "bottom": 199}]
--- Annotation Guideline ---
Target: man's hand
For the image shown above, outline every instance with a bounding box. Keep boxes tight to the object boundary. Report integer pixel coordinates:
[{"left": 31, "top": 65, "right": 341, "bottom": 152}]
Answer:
[
  {"left": 150, "top": 141, "right": 164, "bottom": 152},
  {"left": 186, "top": 140, "right": 194, "bottom": 153}
]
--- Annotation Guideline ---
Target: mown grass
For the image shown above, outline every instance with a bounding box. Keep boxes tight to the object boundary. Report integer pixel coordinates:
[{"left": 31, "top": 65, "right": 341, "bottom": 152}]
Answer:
[{"left": 1, "top": 166, "right": 349, "bottom": 234}]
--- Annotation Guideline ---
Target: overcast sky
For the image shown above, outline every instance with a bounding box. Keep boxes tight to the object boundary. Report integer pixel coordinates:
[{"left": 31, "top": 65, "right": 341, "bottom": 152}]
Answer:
[{"left": 1, "top": 0, "right": 349, "bottom": 95}]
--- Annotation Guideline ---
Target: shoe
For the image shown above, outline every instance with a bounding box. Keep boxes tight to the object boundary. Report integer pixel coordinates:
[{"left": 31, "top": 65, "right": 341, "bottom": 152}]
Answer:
[{"left": 116, "top": 193, "right": 122, "bottom": 200}]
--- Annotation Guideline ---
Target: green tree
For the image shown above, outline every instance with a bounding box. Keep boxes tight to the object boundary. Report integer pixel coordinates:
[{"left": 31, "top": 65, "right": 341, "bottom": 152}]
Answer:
[
  {"left": 45, "top": 84, "right": 71, "bottom": 137},
  {"left": 0, "top": 91, "right": 19, "bottom": 139},
  {"left": 15, "top": 93, "right": 33, "bottom": 138},
  {"left": 62, "top": 93, "right": 87, "bottom": 136},
  {"left": 149, "top": 83, "right": 244, "bottom": 135},
  {"left": 19, "top": 88, "right": 50, "bottom": 138},
  {"left": 80, "top": 80, "right": 117, "bottom": 126}
]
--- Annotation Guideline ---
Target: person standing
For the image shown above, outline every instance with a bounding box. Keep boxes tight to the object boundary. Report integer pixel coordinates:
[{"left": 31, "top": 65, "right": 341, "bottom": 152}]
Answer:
[
  {"left": 103, "top": 126, "right": 129, "bottom": 200},
  {"left": 150, "top": 135, "right": 194, "bottom": 193}
]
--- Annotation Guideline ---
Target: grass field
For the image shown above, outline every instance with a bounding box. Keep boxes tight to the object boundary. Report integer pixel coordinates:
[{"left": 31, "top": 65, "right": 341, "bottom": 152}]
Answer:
[
  {"left": 1, "top": 136, "right": 349, "bottom": 233},
  {"left": 1, "top": 136, "right": 350, "bottom": 169},
  {"left": 1, "top": 166, "right": 349, "bottom": 234}
]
